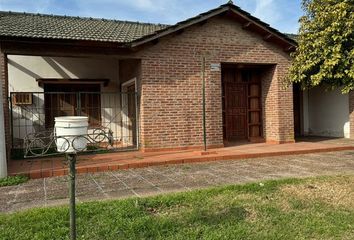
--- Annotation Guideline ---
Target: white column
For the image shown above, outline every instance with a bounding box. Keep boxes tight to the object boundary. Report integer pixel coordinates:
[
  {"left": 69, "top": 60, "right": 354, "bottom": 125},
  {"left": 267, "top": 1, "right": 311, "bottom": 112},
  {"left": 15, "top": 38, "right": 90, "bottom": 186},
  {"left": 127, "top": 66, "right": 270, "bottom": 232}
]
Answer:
[{"left": 0, "top": 53, "right": 7, "bottom": 178}]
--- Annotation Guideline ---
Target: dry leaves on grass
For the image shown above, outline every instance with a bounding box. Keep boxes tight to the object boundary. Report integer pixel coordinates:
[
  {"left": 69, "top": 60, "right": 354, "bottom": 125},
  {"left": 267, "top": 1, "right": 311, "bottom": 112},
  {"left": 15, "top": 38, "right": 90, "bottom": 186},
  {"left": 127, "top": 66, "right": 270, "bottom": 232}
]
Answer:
[{"left": 280, "top": 176, "right": 354, "bottom": 208}]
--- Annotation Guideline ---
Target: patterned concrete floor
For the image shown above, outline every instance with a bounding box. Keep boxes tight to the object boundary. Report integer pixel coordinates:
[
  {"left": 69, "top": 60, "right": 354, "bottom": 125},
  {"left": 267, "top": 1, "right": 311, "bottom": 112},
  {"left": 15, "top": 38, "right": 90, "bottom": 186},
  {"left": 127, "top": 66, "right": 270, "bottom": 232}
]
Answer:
[{"left": 1, "top": 150, "right": 354, "bottom": 213}]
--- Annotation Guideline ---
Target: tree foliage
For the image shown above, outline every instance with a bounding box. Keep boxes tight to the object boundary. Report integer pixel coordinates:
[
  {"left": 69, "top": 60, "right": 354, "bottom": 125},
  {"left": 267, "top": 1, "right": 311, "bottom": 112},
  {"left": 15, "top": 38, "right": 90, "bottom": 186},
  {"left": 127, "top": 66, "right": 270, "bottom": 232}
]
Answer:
[{"left": 289, "top": 0, "right": 354, "bottom": 93}]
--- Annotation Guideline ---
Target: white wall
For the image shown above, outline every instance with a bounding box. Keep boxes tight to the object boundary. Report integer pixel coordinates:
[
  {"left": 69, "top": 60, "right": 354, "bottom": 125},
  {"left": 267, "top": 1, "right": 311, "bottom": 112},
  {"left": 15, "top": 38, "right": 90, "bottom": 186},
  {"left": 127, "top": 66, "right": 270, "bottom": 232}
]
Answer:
[
  {"left": 303, "top": 86, "right": 350, "bottom": 138},
  {"left": 7, "top": 55, "right": 122, "bottom": 144},
  {"left": 8, "top": 55, "right": 119, "bottom": 92}
]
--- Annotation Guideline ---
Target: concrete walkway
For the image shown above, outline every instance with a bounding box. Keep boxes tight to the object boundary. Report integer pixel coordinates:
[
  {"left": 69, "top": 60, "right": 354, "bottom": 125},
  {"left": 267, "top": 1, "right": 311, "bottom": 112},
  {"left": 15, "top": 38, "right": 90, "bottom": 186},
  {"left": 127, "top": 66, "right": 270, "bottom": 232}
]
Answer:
[{"left": 1, "top": 150, "right": 354, "bottom": 213}]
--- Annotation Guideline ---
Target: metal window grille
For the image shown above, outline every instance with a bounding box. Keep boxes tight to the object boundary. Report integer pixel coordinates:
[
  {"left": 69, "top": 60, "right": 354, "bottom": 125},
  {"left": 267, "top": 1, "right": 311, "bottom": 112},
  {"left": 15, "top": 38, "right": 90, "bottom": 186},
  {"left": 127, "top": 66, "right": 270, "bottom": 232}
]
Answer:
[{"left": 9, "top": 91, "right": 139, "bottom": 158}]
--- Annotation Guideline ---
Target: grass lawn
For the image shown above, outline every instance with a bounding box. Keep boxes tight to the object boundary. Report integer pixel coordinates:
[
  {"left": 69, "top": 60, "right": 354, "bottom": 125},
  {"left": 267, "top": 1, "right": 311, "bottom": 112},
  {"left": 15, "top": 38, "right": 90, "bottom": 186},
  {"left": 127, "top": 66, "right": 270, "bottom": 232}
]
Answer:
[{"left": 1, "top": 175, "right": 353, "bottom": 240}]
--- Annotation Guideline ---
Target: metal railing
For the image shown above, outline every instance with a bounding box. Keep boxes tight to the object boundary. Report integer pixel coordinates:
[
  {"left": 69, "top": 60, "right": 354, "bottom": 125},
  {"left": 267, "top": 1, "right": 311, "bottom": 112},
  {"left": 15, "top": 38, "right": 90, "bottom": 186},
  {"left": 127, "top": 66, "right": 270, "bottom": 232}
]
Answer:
[{"left": 9, "top": 91, "right": 139, "bottom": 158}]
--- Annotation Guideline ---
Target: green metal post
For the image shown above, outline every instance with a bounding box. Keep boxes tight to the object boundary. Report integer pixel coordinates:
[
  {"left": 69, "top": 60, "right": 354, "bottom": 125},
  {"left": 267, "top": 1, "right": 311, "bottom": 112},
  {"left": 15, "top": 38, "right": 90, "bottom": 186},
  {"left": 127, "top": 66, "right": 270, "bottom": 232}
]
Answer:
[
  {"left": 202, "top": 56, "right": 207, "bottom": 152},
  {"left": 67, "top": 153, "right": 77, "bottom": 240}
]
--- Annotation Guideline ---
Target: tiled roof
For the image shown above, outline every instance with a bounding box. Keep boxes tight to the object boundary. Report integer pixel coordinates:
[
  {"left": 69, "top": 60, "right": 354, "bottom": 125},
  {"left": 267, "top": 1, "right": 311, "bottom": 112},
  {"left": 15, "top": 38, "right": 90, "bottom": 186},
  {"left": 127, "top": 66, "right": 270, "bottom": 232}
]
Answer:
[
  {"left": 285, "top": 33, "right": 298, "bottom": 41},
  {"left": 0, "top": 11, "right": 169, "bottom": 43},
  {"left": 0, "top": 3, "right": 297, "bottom": 47}
]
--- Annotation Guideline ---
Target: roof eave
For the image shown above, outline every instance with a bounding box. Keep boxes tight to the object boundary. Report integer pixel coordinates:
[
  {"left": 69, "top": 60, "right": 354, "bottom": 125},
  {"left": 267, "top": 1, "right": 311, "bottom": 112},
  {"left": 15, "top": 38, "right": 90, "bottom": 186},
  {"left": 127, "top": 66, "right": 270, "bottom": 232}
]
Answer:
[
  {"left": 0, "top": 35, "right": 130, "bottom": 48},
  {"left": 128, "top": 6, "right": 229, "bottom": 48},
  {"left": 128, "top": 4, "right": 297, "bottom": 49},
  {"left": 227, "top": 7, "right": 297, "bottom": 47}
]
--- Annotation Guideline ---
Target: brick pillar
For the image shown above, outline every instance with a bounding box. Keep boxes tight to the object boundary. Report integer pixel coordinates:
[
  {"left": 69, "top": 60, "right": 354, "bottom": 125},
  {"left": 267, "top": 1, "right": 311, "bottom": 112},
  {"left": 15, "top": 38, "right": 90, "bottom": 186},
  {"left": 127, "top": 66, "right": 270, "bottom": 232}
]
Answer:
[
  {"left": 0, "top": 48, "right": 10, "bottom": 160},
  {"left": 262, "top": 65, "right": 295, "bottom": 144},
  {"left": 350, "top": 91, "right": 354, "bottom": 139}
]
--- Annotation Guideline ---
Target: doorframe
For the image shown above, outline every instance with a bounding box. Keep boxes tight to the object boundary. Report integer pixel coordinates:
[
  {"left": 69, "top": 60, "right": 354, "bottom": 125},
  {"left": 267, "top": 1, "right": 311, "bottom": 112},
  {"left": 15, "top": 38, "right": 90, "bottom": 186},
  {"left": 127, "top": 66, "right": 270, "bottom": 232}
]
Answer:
[
  {"left": 121, "top": 78, "right": 138, "bottom": 146},
  {"left": 121, "top": 78, "right": 137, "bottom": 92},
  {"left": 221, "top": 64, "right": 264, "bottom": 143},
  {"left": 246, "top": 70, "right": 263, "bottom": 142}
]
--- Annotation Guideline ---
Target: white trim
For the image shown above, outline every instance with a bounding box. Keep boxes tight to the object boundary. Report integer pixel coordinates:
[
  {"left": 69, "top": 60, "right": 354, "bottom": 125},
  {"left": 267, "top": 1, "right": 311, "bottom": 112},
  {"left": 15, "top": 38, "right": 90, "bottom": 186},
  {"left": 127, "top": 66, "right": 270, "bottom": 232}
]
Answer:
[
  {"left": 121, "top": 78, "right": 137, "bottom": 90},
  {"left": 121, "top": 78, "right": 137, "bottom": 145}
]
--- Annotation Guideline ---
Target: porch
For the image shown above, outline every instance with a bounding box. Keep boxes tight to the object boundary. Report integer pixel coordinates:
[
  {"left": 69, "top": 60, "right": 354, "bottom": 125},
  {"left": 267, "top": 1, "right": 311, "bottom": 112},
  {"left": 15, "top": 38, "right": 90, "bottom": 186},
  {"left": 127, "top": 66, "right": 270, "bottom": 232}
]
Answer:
[
  {"left": 6, "top": 54, "right": 141, "bottom": 161},
  {"left": 8, "top": 137, "right": 354, "bottom": 179}
]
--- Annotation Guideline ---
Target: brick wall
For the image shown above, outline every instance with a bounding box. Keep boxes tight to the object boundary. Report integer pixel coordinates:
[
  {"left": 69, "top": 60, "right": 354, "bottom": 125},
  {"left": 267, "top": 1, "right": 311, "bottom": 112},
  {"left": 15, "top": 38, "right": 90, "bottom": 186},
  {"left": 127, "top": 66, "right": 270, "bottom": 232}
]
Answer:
[
  {"left": 135, "top": 16, "right": 294, "bottom": 150},
  {"left": 0, "top": 15, "right": 295, "bottom": 155},
  {"left": 350, "top": 91, "right": 354, "bottom": 139},
  {"left": 0, "top": 48, "right": 10, "bottom": 159}
]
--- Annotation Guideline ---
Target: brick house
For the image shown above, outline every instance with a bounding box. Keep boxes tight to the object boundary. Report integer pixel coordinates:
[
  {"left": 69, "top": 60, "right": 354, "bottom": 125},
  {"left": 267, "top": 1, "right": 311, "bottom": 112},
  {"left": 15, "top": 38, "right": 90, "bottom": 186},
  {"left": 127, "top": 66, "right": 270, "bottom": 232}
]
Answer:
[{"left": 0, "top": 2, "right": 353, "bottom": 176}]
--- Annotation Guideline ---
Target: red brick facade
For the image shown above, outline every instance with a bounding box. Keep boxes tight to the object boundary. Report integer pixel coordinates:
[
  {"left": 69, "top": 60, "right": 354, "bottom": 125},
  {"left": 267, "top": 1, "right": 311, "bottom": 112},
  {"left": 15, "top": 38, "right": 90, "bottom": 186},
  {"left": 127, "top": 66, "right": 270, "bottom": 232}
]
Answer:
[
  {"left": 0, "top": 15, "right": 297, "bottom": 157},
  {"left": 3, "top": 3, "right": 354, "bottom": 176},
  {"left": 135, "top": 16, "right": 294, "bottom": 151},
  {"left": 0, "top": 47, "right": 10, "bottom": 159},
  {"left": 350, "top": 91, "right": 354, "bottom": 139}
]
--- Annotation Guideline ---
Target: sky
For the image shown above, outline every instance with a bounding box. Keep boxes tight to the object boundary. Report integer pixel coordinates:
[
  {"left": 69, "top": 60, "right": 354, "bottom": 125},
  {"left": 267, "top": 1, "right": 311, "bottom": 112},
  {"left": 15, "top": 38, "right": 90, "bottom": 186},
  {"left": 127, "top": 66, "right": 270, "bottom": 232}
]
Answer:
[{"left": 0, "top": 0, "right": 303, "bottom": 34}]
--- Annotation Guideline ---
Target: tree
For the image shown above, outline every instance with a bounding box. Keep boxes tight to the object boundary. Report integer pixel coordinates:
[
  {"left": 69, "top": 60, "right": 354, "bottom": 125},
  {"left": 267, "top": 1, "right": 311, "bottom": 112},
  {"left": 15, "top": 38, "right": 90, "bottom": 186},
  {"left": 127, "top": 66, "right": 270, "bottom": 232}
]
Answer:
[{"left": 288, "top": 0, "right": 354, "bottom": 93}]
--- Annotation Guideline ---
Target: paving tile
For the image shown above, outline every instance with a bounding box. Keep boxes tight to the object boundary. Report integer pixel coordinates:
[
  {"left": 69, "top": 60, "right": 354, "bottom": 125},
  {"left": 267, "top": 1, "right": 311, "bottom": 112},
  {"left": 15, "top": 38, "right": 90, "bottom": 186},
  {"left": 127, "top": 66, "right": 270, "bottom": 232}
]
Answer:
[
  {"left": 89, "top": 173, "right": 127, "bottom": 190},
  {"left": 155, "top": 184, "right": 184, "bottom": 194},
  {"left": 105, "top": 189, "right": 136, "bottom": 199},
  {"left": 46, "top": 198, "right": 69, "bottom": 208},
  {"left": 75, "top": 186, "right": 104, "bottom": 199},
  {"left": 132, "top": 173, "right": 173, "bottom": 185},
  {"left": 133, "top": 186, "right": 160, "bottom": 196},
  {"left": 46, "top": 187, "right": 69, "bottom": 200},
  {"left": 0, "top": 203, "right": 13, "bottom": 212},
  {"left": 10, "top": 201, "right": 45, "bottom": 212},
  {"left": 0, "top": 186, "right": 18, "bottom": 201},
  {"left": 121, "top": 177, "right": 153, "bottom": 189},
  {"left": 2, "top": 150, "right": 354, "bottom": 213},
  {"left": 15, "top": 190, "right": 45, "bottom": 204}
]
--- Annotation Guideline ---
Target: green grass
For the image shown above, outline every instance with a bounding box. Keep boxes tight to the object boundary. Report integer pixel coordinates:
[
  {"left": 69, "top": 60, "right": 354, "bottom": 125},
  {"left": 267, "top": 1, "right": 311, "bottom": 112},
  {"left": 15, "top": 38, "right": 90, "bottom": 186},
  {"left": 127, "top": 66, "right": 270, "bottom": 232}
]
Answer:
[
  {"left": 1, "top": 175, "right": 354, "bottom": 240},
  {"left": 0, "top": 175, "right": 28, "bottom": 187}
]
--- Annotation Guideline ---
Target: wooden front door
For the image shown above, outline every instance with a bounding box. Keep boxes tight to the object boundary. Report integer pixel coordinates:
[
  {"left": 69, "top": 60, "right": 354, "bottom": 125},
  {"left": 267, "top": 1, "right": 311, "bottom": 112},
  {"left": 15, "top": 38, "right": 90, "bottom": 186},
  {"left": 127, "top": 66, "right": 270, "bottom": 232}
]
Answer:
[
  {"left": 222, "top": 68, "right": 263, "bottom": 141},
  {"left": 223, "top": 69, "right": 248, "bottom": 140},
  {"left": 247, "top": 71, "right": 262, "bottom": 140},
  {"left": 44, "top": 84, "right": 101, "bottom": 128}
]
